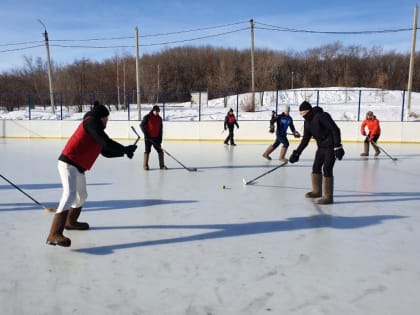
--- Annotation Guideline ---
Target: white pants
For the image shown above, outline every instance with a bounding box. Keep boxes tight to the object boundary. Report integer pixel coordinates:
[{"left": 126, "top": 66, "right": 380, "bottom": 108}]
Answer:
[{"left": 56, "top": 160, "right": 88, "bottom": 213}]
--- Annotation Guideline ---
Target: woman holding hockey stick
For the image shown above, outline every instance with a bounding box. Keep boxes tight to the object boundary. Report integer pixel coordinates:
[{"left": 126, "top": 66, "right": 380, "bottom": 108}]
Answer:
[
  {"left": 46, "top": 102, "right": 138, "bottom": 247},
  {"left": 289, "top": 101, "right": 344, "bottom": 204},
  {"left": 360, "top": 111, "right": 381, "bottom": 157}
]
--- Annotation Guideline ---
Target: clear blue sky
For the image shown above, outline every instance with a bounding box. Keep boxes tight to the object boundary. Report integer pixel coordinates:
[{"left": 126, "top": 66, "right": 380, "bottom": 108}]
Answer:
[{"left": 0, "top": 0, "right": 417, "bottom": 73}]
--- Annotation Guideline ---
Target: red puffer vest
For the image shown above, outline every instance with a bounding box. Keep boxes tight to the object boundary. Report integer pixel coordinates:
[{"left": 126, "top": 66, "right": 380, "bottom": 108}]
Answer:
[{"left": 61, "top": 117, "right": 102, "bottom": 170}]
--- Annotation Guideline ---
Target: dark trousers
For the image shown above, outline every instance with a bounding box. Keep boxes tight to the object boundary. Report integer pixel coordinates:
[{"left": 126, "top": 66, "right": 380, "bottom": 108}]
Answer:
[
  {"left": 272, "top": 133, "right": 289, "bottom": 149},
  {"left": 224, "top": 127, "right": 235, "bottom": 144},
  {"left": 144, "top": 138, "right": 163, "bottom": 153},
  {"left": 312, "top": 147, "right": 336, "bottom": 177}
]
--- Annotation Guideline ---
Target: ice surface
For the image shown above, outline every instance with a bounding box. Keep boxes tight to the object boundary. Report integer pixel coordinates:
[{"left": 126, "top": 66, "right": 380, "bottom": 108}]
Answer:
[{"left": 1, "top": 139, "right": 420, "bottom": 314}]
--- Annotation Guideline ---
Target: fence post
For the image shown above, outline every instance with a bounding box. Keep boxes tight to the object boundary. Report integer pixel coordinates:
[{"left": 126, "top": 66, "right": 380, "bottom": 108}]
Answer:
[
  {"left": 199, "top": 91, "right": 201, "bottom": 121},
  {"left": 127, "top": 92, "right": 131, "bottom": 121},
  {"left": 316, "top": 90, "right": 320, "bottom": 106},
  {"left": 60, "top": 93, "right": 63, "bottom": 120},
  {"left": 27, "top": 95, "right": 31, "bottom": 120},
  {"left": 276, "top": 90, "right": 279, "bottom": 113},
  {"left": 357, "top": 90, "right": 362, "bottom": 121},
  {"left": 162, "top": 92, "right": 166, "bottom": 121},
  {"left": 401, "top": 90, "right": 406, "bottom": 121},
  {"left": 236, "top": 91, "right": 239, "bottom": 115}
]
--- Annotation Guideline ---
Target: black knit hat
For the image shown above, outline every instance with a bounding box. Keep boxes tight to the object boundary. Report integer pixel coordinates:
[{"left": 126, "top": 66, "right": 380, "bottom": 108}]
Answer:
[
  {"left": 299, "top": 101, "right": 312, "bottom": 111},
  {"left": 152, "top": 105, "right": 160, "bottom": 112},
  {"left": 92, "top": 104, "right": 110, "bottom": 118}
]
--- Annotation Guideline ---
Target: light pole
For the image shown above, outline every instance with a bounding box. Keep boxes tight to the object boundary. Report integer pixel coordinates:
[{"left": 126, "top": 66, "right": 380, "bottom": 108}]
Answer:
[{"left": 37, "top": 19, "right": 55, "bottom": 114}]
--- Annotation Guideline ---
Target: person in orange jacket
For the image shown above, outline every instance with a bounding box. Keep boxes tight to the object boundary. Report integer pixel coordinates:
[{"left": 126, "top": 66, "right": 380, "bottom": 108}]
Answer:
[{"left": 360, "top": 111, "right": 381, "bottom": 157}]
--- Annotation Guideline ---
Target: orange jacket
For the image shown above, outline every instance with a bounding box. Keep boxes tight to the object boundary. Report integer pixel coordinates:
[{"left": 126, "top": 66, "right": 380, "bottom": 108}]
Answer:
[{"left": 361, "top": 116, "right": 381, "bottom": 136}]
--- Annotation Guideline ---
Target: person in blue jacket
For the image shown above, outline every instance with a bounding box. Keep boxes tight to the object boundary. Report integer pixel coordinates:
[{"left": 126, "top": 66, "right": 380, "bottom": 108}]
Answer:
[{"left": 262, "top": 105, "right": 300, "bottom": 162}]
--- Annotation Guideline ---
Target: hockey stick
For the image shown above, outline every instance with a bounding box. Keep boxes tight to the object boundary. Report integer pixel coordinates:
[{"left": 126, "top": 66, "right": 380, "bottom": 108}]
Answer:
[
  {"left": 131, "top": 127, "right": 197, "bottom": 171},
  {"left": 371, "top": 141, "right": 397, "bottom": 161},
  {"left": 130, "top": 126, "right": 141, "bottom": 145},
  {"left": 243, "top": 162, "right": 288, "bottom": 185},
  {"left": 0, "top": 173, "right": 56, "bottom": 212},
  {"left": 162, "top": 149, "right": 198, "bottom": 172}
]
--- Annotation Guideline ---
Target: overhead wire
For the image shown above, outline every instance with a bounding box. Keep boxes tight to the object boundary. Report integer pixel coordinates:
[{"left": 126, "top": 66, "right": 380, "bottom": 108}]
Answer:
[{"left": 0, "top": 20, "right": 415, "bottom": 53}]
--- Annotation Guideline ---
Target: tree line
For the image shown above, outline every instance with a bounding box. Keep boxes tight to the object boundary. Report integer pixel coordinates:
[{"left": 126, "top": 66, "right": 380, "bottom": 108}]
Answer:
[{"left": 0, "top": 41, "right": 418, "bottom": 110}]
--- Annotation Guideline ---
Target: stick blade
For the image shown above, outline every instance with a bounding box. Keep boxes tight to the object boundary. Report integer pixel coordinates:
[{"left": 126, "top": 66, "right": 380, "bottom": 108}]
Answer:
[
  {"left": 242, "top": 178, "right": 248, "bottom": 185},
  {"left": 44, "top": 206, "right": 57, "bottom": 213},
  {"left": 188, "top": 167, "right": 198, "bottom": 172}
]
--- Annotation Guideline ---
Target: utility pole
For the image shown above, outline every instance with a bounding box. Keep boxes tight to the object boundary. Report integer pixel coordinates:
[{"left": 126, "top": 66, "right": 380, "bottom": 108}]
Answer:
[
  {"left": 135, "top": 26, "right": 141, "bottom": 120},
  {"left": 116, "top": 54, "right": 121, "bottom": 108},
  {"left": 156, "top": 64, "right": 160, "bottom": 104},
  {"left": 37, "top": 19, "right": 55, "bottom": 114},
  {"left": 250, "top": 19, "right": 255, "bottom": 111},
  {"left": 407, "top": 5, "right": 418, "bottom": 120}
]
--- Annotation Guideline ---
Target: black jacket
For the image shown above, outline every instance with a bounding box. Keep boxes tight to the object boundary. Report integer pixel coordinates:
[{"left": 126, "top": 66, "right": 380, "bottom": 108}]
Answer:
[{"left": 295, "top": 107, "right": 341, "bottom": 154}]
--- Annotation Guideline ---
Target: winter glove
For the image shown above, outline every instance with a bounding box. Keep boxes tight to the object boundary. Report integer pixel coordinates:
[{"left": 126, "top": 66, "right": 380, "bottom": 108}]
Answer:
[
  {"left": 334, "top": 145, "right": 345, "bottom": 160},
  {"left": 125, "top": 145, "right": 137, "bottom": 159},
  {"left": 361, "top": 130, "right": 366, "bottom": 136},
  {"left": 293, "top": 131, "right": 301, "bottom": 138},
  {"left": 368, "top": 135, "right": 374, "bottom": 142},
  {"left": 269, "top": 126, "right": 275, "bottom": 133},
  {"left": 289, "top": 150, "right": 300, "bottom": 164}
]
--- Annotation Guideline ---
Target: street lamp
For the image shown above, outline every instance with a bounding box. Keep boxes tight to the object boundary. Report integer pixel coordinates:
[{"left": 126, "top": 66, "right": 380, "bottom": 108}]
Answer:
[{"left": 37, "top": 19, "right": 55, "bottom": 114}]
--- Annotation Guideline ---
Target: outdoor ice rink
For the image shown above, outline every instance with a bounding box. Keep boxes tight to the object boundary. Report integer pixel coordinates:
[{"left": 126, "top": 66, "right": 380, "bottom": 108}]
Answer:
[{"left": 1, "top": 138, "right": 420, "bottom": 315}]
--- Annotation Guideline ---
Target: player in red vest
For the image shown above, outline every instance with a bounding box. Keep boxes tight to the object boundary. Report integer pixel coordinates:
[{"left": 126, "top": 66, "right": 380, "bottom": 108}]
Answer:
[
  {"left": 140, "top": 105, "right": 167, "bottom": 170},
  {"left": 46, "top": 102, "right": 137, "bottom": 247},
  {"left": 223, "top": 108, "right": 240, "bottom": 145}
]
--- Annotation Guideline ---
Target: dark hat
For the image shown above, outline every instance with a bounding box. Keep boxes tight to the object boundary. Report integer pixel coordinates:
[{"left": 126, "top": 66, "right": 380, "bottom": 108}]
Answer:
[
  {"left": 92, "top": 104, "right": 110, "bottom": 118},
  {"left": 299, "top": 101, "right": 312, "bottom": 111},
  {"left": 229, "top": 108, "right": 234, "bottom": 112},
  {"left": 366, "top": 111, "right": 374, "bottom": 117},
  {"left": 152, "top": 105, "right": 160, "bottom": 112}
]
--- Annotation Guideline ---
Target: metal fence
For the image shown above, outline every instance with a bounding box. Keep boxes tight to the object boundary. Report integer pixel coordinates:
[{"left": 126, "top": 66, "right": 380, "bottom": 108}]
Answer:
[{"left": 0, "top": 88, "right": 418, "bottom": 122}]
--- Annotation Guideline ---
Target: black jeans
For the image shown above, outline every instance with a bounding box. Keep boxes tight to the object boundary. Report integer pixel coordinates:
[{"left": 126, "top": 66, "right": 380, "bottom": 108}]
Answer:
[{"left": 312, "top": 147, "right": 336, "bottom": 177}]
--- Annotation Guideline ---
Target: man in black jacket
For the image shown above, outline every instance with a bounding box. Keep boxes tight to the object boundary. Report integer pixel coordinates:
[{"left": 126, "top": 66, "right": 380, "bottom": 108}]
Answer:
[{"left": 289, "top": 101, "right": 344, "bottom": 204}]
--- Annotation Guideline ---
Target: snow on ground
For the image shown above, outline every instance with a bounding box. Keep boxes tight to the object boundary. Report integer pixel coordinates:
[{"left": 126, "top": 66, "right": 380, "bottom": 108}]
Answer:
[{"left": 1, "top": 88, "right": 420, "bottom": 121}]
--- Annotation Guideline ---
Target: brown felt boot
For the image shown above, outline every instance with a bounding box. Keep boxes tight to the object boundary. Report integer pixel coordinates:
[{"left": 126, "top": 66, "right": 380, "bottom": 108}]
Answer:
[
  {"left": 65, "top": 207, "right": 89, "bottom": 230},
  {"left": 317, "top": 176, "right": 334, "bottom": 205},
  {"left": 143, "top": 153, "right": 150, "bottom": 170},
  {"left": 305, "top": 173, "right": 322, "bottom": 198},
  {"left": 46, "top": 211, "right": 71, "bottom": 247},
  {"left": 279, "top": 146, "right": 288, "bottom": 163},
  {"left": 158, "top": 151, "right": 168, "bottom": 170},
  {"left": 262, "top": 145, "right": 275, "bottom": 160},
  {"left": 360, "top": 142, "right": 369, "bottom": 156},
  {"left": 372, "top": 143, "right": 381, "bottom": 157}
]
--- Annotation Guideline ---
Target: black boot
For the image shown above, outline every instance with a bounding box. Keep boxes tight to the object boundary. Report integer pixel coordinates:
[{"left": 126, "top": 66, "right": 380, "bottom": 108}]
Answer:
[{"left": 46, "top": 211, "right": 71, "bottom": 247}]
